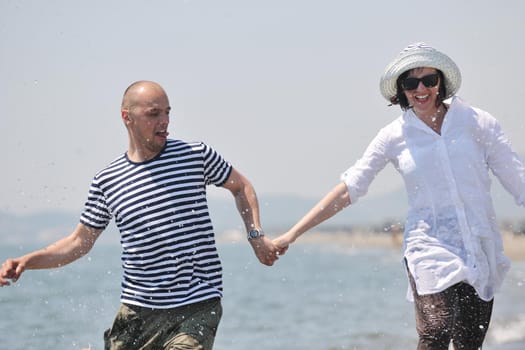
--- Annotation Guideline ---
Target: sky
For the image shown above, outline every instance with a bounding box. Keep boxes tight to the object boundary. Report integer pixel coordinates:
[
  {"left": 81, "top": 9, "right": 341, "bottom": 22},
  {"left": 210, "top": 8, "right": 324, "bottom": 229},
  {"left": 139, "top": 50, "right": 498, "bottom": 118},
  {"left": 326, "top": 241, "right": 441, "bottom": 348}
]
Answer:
[{"left": 1, "top": 0, "right": 525, "bottom": 215}]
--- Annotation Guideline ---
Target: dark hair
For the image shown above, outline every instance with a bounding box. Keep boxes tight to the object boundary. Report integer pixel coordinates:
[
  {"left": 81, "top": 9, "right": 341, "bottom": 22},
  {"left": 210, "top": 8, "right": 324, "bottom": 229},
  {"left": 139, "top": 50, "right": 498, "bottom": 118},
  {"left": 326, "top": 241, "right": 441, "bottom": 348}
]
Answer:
[{"left": 390, "top": 69, "right": 446, "bottom": 110}]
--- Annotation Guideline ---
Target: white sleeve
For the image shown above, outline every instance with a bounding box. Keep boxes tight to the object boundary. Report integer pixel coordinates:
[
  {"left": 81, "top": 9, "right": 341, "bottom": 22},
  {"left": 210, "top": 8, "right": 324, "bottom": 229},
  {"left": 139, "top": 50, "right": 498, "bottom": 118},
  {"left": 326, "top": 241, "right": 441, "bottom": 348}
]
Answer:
[{"left": 341, "top": 128, "right": 391, "bottom": 204}]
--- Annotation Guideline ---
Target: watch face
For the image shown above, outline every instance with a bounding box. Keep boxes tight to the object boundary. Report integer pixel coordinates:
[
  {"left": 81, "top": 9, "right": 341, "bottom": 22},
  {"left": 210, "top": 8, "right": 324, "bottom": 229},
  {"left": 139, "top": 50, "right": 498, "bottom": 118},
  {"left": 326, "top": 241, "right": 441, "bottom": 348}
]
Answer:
[{"left": 248, "top": 229, "right": 261, "bottom": 239}]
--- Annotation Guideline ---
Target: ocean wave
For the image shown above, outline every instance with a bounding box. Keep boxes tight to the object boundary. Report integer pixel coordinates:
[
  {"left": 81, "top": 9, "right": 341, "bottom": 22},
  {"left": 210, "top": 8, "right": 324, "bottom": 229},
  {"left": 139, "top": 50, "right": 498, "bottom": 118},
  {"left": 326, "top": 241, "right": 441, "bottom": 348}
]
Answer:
[{"left": 487, "top": 313, "right": 525, "bottom": 345}]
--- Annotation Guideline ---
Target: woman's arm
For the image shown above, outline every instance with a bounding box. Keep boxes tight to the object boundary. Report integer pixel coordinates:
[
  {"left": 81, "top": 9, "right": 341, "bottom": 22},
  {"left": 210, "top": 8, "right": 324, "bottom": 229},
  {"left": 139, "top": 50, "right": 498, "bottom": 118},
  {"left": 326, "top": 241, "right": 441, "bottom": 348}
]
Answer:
[{"left": 273, "top": 182, "right": 351, "bottom": 249}]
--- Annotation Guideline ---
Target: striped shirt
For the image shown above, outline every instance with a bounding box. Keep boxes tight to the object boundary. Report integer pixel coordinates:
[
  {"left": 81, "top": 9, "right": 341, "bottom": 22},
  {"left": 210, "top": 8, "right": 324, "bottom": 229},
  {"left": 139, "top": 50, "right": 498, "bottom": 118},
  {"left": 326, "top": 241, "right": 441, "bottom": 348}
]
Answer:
[{"left": 80, "top": 139, "right": 232, "bottom": 309}]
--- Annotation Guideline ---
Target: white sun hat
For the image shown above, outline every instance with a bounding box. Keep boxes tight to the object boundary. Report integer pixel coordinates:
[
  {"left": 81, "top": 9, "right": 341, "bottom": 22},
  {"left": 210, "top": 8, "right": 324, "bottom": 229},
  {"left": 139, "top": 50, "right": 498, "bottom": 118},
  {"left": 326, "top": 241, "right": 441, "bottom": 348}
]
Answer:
[{"left": 379, "top": 42, "right": 462, "bottom": 102}]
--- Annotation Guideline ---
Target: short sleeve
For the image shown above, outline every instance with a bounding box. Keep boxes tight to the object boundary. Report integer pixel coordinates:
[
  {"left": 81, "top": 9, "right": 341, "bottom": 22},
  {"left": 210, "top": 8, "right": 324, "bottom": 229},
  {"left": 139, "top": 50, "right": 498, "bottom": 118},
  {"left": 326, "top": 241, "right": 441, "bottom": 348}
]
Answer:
[
  {"left": 79, "top": 179, "right": 113, "bottom": 229},
  {"left": 202, "top": 143, "right": 233, "bottom": 186}
]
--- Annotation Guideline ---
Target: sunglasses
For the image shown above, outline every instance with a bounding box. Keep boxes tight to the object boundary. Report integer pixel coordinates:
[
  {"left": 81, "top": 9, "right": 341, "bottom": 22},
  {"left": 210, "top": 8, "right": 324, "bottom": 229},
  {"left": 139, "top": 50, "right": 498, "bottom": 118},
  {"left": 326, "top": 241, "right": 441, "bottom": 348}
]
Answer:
[{"left": 401, "top": 74, "right": 439, "bottom": 91}]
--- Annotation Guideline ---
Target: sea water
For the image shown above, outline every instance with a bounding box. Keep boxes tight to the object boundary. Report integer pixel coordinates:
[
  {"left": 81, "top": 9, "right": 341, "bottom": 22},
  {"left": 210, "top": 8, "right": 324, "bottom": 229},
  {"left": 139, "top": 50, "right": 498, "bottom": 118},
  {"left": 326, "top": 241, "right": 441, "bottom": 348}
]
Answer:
[{"left": 0, "top": 240, "right": 524, "bottom": 350}]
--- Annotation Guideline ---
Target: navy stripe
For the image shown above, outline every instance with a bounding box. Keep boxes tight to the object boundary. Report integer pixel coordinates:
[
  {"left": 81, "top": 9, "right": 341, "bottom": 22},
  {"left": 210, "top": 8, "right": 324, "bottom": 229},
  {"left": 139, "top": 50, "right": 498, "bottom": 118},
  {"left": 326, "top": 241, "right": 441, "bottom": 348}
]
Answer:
[{"left": 79, "top": 139, "right": 231, "bottom": 308}]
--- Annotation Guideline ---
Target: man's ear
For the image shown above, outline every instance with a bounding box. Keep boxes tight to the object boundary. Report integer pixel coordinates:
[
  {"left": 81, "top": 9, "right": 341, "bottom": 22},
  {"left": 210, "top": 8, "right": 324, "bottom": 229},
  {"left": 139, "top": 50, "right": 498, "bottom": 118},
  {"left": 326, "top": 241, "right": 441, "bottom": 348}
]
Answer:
[{"left": 121, "top": 109, "right": 131, "bottom": 124}]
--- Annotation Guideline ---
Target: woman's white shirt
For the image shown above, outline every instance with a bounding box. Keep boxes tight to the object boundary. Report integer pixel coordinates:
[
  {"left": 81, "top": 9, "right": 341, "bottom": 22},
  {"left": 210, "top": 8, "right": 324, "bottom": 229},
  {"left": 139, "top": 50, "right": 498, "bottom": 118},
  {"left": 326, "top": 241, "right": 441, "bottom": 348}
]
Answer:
[{"left": 341, "top": 96, "right": 525, "bottom": 301}]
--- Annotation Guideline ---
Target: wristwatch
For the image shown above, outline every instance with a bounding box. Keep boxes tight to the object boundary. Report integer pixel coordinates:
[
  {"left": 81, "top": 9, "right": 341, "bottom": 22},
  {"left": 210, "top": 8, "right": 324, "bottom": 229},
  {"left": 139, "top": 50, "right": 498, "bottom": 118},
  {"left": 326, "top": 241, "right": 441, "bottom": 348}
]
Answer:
[{"left": 247, "top": 228, "right": 264, "bottom": 240}]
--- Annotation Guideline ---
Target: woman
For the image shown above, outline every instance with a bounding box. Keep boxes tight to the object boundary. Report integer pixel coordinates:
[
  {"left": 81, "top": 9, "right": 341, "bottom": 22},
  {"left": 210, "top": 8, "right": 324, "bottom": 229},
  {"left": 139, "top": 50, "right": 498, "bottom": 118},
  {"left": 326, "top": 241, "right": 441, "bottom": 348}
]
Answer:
[{"left": 274, "top": 43, "right": 525, "bottom": 349}]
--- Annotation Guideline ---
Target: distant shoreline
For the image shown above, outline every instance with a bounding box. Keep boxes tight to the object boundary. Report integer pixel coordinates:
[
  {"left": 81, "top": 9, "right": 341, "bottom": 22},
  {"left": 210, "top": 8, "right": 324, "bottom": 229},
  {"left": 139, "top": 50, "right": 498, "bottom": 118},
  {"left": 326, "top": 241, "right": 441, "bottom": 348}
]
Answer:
[{"left": 218, "top": 229, "right": 525, "bottom": 261}]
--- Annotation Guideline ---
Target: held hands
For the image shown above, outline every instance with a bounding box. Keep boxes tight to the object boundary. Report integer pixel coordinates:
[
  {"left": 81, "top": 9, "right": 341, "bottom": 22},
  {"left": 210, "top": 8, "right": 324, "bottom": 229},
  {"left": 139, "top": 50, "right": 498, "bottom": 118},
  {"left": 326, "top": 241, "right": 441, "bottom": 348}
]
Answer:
[
  {"left": 0, "top": 258, "right": 25, "bottom": 287},
  {"left": 273, "top": 230, "right": 296, "bottom": 253},
  {"left": 248, "top": 231, "right": 298, "bottom": 266},
  {"left": 249, "top": 235, "right": 288, "bottom": 266}
]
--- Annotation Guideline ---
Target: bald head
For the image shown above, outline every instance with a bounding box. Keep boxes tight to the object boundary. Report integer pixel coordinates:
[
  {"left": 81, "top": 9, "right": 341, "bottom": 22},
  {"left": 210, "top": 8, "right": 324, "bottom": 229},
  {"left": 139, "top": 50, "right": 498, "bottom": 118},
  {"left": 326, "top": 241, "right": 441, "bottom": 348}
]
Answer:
[{"left": 121, "top": 81, "right": 167, "bottom": 110}]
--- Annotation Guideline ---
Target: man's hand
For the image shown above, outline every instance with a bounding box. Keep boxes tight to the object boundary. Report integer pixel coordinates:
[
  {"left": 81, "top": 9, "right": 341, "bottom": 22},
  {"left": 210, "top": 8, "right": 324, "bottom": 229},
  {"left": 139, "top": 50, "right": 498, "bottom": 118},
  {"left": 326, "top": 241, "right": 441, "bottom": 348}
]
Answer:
[
  {"left": 0, "top": 258, "right": 25, "bottom": 287},
  {"left": 249, "top": 236, "right": 286, "bottom": 266}
]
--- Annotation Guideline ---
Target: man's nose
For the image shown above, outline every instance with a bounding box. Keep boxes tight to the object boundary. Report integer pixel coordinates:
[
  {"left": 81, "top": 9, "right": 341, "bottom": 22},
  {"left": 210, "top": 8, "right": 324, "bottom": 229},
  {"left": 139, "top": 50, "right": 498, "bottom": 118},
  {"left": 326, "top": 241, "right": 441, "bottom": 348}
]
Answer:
[{"left": 160, "top": 113, "right": 170, "bottom": 125}]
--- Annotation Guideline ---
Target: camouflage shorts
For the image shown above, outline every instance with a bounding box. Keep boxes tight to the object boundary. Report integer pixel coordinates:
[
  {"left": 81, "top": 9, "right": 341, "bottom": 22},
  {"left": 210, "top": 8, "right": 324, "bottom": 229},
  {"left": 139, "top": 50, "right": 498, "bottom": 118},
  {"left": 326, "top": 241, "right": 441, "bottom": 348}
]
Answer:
[{"left": 104, "top": 298, "right": 222, "bottom": 350}]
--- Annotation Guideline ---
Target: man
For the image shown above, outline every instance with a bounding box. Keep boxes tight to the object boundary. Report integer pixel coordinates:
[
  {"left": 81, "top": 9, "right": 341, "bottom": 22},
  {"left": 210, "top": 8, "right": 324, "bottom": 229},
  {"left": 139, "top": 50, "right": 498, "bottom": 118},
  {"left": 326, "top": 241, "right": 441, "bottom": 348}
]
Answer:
[{"left": 0, "top": 81, "right": 281, "bottom": 349}]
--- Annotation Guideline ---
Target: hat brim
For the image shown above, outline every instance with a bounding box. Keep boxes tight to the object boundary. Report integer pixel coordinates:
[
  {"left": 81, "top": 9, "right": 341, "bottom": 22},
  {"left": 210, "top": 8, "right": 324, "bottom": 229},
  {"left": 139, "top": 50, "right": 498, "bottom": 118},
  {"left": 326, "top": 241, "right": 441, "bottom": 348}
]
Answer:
[{"left": 380, "top": 49, "right": 461, "bottom": 102}]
